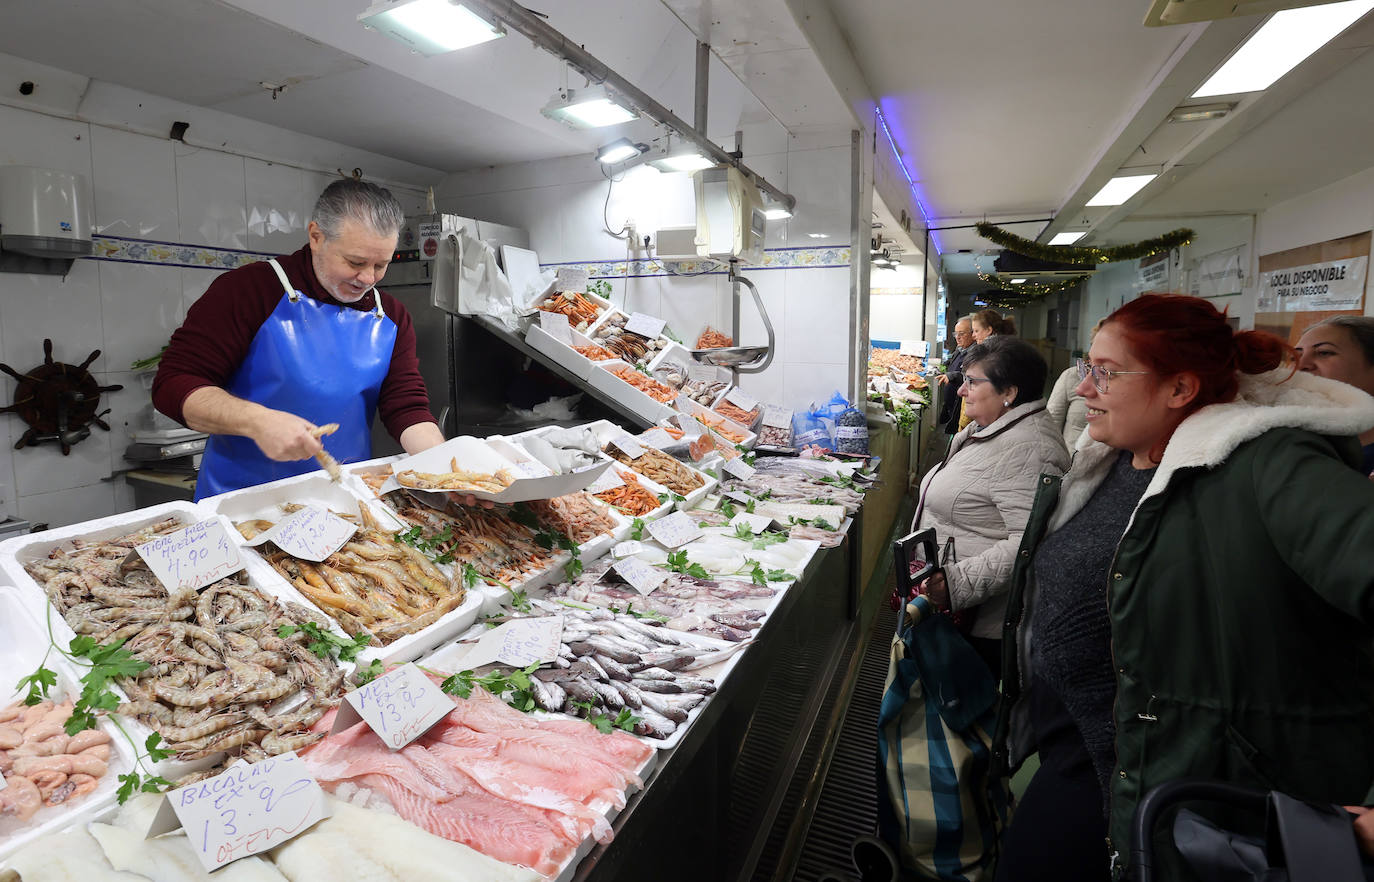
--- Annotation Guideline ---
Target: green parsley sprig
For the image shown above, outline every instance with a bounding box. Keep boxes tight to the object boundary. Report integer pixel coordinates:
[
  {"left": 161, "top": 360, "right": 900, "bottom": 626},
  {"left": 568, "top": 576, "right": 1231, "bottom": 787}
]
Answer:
[
  {"left": 277, "top": 622, "right": 372, "bottom": 663},
  {"left": 440, "top": 663, "right": 542, "bottom": 713},
  {"left": 666, "top": 550, "right": 711, "bottom": 580},
  {"left": 569, "top": 700, "right": 640, "bottom": 734}
]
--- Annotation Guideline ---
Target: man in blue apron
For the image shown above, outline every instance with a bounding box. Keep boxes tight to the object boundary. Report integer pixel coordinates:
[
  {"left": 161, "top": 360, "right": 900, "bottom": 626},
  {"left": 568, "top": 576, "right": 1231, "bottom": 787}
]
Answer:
[{"left": 153, "top": 179, "right": 445, "bottom": 500}]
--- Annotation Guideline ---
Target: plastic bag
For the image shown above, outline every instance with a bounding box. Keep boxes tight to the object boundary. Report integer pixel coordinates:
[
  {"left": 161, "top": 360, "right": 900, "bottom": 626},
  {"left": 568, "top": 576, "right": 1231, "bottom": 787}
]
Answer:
[
  {"left": 835, "top": 403, "right": 870, "bottom": 456},
  {"left": 793, "top": 407, "right": 831, "bottom": 452},
  {"left": 456, "top": 227, "right": 519, "bottom": 330},
  {"left": 696, "top": 327, "right": 733, "bottom": 349}
]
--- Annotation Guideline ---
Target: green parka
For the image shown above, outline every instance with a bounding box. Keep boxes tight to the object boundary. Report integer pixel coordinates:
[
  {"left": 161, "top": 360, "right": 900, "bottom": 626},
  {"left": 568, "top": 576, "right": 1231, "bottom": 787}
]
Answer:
[{"left": 993, "top": 367, "right": 1374, "bottom": 877}]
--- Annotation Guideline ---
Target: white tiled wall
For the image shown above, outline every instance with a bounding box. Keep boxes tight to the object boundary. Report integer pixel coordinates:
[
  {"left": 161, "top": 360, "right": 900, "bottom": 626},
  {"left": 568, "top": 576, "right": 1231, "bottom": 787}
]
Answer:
[
  {"left": 436, "top": 133, "right": 857, "bottom": 415},
  {"left": 0, "top": 98, "right": 436, "bottom": 529}
]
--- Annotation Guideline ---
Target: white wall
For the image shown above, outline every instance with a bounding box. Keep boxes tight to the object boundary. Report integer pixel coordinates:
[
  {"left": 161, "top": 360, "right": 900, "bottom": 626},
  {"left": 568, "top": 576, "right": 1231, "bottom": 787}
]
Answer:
[
  {"left": 435, "top": 125, "right": 858, "bottom": 413},
  {"left": 1255, "top": 165, "right": 1374, "bottom": 318},
  {"left": 0, "top": 69, "right": 440, "bottom": 528}
]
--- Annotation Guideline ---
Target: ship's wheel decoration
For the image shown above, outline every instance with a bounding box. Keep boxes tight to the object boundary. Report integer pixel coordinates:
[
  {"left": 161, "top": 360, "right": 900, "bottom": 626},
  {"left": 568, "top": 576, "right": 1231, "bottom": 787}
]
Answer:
[{"left": 0, "top": 339, "right": 123, "bottom": 455}]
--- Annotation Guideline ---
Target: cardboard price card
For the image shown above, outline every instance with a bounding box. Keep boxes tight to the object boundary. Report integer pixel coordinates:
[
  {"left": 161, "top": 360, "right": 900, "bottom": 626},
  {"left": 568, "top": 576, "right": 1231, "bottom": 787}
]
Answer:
[
  {"left": 612, "top": 540, "right": 643, "bottom": 558},
  {"left": 586, "top": 467, "right": 625, "bottom": 494},
  {"left": 243, "top": 505, "right": 357, "bottom": 562},
  {"left": 688, "top": 363, "right": 719, "bottom": 384},
  {"left": 645, "top": 510, "right": 703, "bottom": 549},
  {"left": 136, "top": 519, "right": 244, "bottom": 591},
  {"left": 555, "top": 267, "right": 589, "bottom": 293},
  {"left": 334, "top": 662, "right": 454, "bottom": 751},
  {"left": 761, "top": 404, "right": 793, "bottom": 429},
  {"left": 614, "top": 556, "right": 668, "bottom": 595},
  {"left": 724, "top": 457, "right": 757, "bottom": 480},
  {"left": 724, "top": 386, "right": 759, "bottom": 413},
  {"left": 152, "top": 753, "right": 326, "bottom": 872},
  {"left": 460, "top": 616, "right": 564, "bottom": 670},
  {"left": 624, "top": 312, "right": 667, "bottom": 339},
  {"left": 609, "top": 435, "right": 647, "bottom": 460},
  {"left": 640, "top": 428, "right": 676, "bottom": 449},
  {"left": 729, "top": 512, "right": 773, "bottom": 535},
  {"left": 538, "top": 310, "right": 573, "bottom": 344}
]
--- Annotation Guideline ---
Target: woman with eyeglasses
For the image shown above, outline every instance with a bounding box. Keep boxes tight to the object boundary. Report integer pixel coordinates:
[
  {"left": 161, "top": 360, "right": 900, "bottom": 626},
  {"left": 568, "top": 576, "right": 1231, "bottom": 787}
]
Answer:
[
  {"left": 911, "top": 335, "right": 1069, "bottom": 676},
  {"left": 990, "top": 294, "right": 1374, "bottom": 882}
]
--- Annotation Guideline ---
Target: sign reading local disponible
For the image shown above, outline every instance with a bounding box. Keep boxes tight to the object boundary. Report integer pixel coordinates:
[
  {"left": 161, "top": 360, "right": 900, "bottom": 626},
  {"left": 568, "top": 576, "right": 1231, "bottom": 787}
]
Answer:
[
  {"left": 136, "top": 519, "right": 243, "bottom": 591},
  {"left": 243, "top": 506, "right": 357, "bottom": 562},
  {"left": 335, "top": 662, "right": 454, "bottom": 750},
  {"left": 150, "top": 753, "right": 326, "bottom": 872},
  {"left": 1257, "top": 255, "right": 1368, "bottom": 312}
]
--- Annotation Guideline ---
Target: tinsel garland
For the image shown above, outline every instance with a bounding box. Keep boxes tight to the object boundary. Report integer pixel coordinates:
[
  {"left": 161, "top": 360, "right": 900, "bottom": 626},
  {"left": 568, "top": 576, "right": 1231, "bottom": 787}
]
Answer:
[
  {"left": 975, "top": 271, "right": 1092, "bottom": 305},
  {"left": 974, "top": 222, "right": 1193, "bottom": 265}
]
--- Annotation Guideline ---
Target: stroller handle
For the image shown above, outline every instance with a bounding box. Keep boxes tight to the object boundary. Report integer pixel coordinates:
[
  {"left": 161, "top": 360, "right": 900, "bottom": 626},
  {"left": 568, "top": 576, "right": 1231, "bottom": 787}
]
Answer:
[{"left": 1130, "top": 779, "right": 1269, "bottom": 882}]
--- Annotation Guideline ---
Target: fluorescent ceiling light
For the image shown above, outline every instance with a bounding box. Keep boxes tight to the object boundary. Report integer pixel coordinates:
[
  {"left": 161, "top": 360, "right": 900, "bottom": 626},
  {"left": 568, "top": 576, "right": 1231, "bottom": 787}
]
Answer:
[
  {"left": 542, "top": 85, "right": 638, "bottom": 129},
  {"left": 808, "top": 233, "right": 830, "bottom": 239},
  {"left": 1192, "top": 0, "right": 1374, "bottom": 97},
  {"left": 647, "top": 149, "right": 715, "bottom": 173},
  {"left": 763, "top": 207, "right": 793, "bottom": 220},
  {"left": 596, "top": 138, "right": 647, "bottom": 164},
  {"left": 1010, "top": 278, "right": 1027, "bottom": 284},
  {"left": 1085, "top": 174, "right": 1158, "bottom": 206},
  {"left": 1049, "top": 232, "right": 1087, "bottom": 245},
  {"left": 358, "top": 0, "right": 504, "bottom": 55},
  {"left": 1167, "top": 102, "right": 1235, "bottom": 123}
]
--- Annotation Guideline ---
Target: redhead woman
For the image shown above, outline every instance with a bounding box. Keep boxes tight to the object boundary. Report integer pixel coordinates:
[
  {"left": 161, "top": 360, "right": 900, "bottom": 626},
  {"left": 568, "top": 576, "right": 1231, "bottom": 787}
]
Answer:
[
  {"left": 991, "top": 295, "right": 1374, "bottom": 881},
  {"left": 913, "top": 336, "right": 1069, "bottom": 676}
]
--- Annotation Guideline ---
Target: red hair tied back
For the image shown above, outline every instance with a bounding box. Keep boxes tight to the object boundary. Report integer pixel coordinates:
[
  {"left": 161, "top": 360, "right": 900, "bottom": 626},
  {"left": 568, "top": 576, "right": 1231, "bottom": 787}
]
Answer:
[{"left": 1231, "top": 329, "right": 1289, "bottom": 376}]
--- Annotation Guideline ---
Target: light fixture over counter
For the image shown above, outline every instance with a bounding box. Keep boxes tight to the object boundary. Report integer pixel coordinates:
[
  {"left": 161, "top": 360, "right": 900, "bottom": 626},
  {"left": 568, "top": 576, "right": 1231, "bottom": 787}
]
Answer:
[
  {"left": 358, "top": 0, "right": 504, "bottom": 54},
  {"left": 596, "top": 137, "right": 649, "bottom": 164},
  {"left": 1085, "top": 174, "right": 1158, "bottom": 207},
  {"left": 542, "top": 85, "right": 638, "bottom": 129}
]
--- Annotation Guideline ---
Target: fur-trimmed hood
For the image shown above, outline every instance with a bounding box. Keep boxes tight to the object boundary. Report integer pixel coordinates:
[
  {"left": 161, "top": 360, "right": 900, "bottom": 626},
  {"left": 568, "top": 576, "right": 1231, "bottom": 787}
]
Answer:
[{"left": 1052, "top": 369, "right": 1374, "bottom": 532}]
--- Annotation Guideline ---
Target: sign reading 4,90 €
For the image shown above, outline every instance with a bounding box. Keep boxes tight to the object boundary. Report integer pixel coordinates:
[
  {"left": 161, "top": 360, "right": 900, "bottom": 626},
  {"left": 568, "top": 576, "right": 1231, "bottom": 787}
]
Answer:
[{"left": 135, "top": 519, "right": 243, "bottom": 591}]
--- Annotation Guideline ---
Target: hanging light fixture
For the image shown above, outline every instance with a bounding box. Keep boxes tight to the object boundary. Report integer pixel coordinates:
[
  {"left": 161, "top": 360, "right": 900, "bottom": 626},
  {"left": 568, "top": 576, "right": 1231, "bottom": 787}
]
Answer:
[
  {"left": 358, "top": 0, "right": 504, "bottom": 55},
  {"left": 541, "top": 84, "right": 638, "bottom": 129},
  {"left": 596, "top": 137, "right": 649, "bottom": 164}
]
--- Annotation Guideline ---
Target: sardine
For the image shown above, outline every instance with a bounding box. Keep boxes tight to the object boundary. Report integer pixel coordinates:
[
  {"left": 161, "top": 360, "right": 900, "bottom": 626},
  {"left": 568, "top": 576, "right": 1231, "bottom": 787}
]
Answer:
[
  {"left": 589, "top": 680, "right": 624, "bottom": 710},
  {"left": 633, "top": 708, "right": 677, "bottom": 739},
  {"left": 640, "top": 692, "right": 688, "bottom": 724},
  {"left": 530, "top": 677, "right": 566, "bottom": 713},
  {"left": 631, "top": 679, "right": 684, "bottom": 694},
  {"left": 609, "top": 679, "right": 643, "bottom": 709},
  {"left": 594, "top": 654, "right": 632, "bottom": 682},
  {"left": 631, "top": 666, "right": 676, "bottom": 681},
  {"left": 671, "top": 677, "right": 718, "bottom": 695}
]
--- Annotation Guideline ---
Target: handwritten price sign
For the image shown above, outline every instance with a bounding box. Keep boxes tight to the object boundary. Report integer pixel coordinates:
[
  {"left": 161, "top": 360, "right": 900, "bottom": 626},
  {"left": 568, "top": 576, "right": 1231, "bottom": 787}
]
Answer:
[
  {"left": 153, "top": 753, "right": 326, "bottom": 872},
  {"left": 614, "top": 556, "right": 667, "bottom": 595},
  {"left": 244, "top": 506, "right": 356, "bottom": 562},
  {"left": 136, "top": 519, "right": 243, "bottom": 591},
  {"left": 341, "top": 662, "right": 453, "bottom": 751},
  {"left": 646, "top": 511, "right": 703, "bottom": 549}
]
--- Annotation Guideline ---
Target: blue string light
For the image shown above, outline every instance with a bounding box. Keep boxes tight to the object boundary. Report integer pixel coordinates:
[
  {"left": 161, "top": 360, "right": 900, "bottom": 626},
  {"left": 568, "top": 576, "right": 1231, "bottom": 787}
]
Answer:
[{"left": 875, "top": 108, "right": 942, "bottom": 254}]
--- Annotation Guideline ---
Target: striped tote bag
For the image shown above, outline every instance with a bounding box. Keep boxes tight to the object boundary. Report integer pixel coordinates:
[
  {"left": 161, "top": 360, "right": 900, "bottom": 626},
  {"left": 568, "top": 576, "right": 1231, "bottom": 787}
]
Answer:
[{"left": 877, "top": 596, "right": 1011, "bottom": 881}]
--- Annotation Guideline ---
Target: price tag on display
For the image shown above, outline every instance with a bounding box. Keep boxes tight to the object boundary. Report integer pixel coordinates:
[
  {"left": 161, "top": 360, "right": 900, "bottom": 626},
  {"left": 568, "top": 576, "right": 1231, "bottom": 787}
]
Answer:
[
  {"left": 645, "top": 510, "right": 703, "bottom": 549},
  {"left": 640, "top": 428, "right": 675, "bottom": 449},
  {"left": 135, "top": 519, "right": 243, "bottom": 591},
  {"left": 555, "top": 267, "right": 589, "bottom": 293},
  {"left": 614, "top": 556, "right": 668, "bottom": 595},
  {"left": 688, "top": 363, "right": 719, "bottom": 384},
  {"left": 724, "top": 387, "right": 759, "bottom": 413},
  {"left": 337, "top": 663, "right": 453, "bottom": 751},
  {"left": 672, "top": 412, "right": 706, "bottom": 438},
  {"left": 586, "top": 467, "right": 625, "bottom": 494},
  {"left": 459, "top": 617, "right": 564, "bottom": 670},
  {"left": 245, "top": 506, "right": 357, "bottom": 562},
  {"left": 151, "top": 754, "right": 327, "bottom": 872},
  {"left": 609, "top": 435, "right": 646, "bottom": 460},
  {"left": 762, "top": 404, "right": 793, "bottom": 429},
  {"left": 539, "top": 310, "right": 573, "bottom": 344},
  {"left": 624, "top": 312, "right": 667, "bottom": 339},
  {"left": 724, "top": 457, "right": 757, "bottom": 480},
  {"left": 612, "top": 540, "right": 643, "bottom": 558},
  {"left": 725, "top": 490, "right": 756, "bottom": 506},
  {"left": 899, "top": 339, "right": 929, "bottom": 356},
  {"left": 729, "top": 512, "right": 773, "bottom": 535}
]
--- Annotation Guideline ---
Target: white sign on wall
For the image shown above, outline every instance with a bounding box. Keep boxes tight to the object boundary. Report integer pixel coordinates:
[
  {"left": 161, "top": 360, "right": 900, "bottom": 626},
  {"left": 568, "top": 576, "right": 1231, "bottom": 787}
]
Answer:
[
  {"left": 1189, "top": 246, "right": 1245, "bottom": 300},
  {"left": 1256, "top": 256, "right": 1368, "bottom": 312}
]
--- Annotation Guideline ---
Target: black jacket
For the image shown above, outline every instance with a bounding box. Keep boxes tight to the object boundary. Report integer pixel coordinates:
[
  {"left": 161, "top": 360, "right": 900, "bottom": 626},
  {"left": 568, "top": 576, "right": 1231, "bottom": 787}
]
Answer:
[{"left": 938, "top": 347, "right": 969, "bottom": 433}]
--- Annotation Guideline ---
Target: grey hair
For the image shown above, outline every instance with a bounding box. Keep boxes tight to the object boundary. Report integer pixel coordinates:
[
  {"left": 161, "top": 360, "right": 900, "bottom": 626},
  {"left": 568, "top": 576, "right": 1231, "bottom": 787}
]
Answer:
[
  {"left": 311, "top": 179, "right": 406, "bottom": 240},
  {"left": 1307, "top": 315, "right": 1374, "bottom": 365}
]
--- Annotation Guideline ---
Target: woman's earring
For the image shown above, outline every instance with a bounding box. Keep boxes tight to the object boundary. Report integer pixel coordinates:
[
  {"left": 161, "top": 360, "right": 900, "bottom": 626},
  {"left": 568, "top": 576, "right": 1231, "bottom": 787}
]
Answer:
[{"left": 1003, "top": 400, "right": 1011, "bottom": 407}]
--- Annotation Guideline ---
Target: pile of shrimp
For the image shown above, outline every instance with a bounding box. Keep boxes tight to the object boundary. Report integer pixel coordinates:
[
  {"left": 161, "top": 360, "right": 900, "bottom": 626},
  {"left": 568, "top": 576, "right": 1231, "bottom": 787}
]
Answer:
[
  {"left": 383, "top": 490, "right": 556, "bottom": 586},
  {"left": 602, "top": 446, "right": 705, "bottom": 496},
  {"left": 240, "top": 505, "right": 466, "bottom": 645},
  {"left": 395, "top": 460, "right": 513, "bottom": 494},
  {"left": 714, "top": 399, "right": 759, "bottom": 426},
  {"left": 527, "top": 493, "right": 618, "bottom": 544},
  {"left": 0, "top": 699, "right": 110, "bottom": 823},
  {"left": 606, "top": 365, "right": 678, "bottom": 403},
  {"left": 593, "top": 470, "right": 663, "bottom": 516},
  {"left": 23, "top": 518, "right": 346, "bottom": 779}
]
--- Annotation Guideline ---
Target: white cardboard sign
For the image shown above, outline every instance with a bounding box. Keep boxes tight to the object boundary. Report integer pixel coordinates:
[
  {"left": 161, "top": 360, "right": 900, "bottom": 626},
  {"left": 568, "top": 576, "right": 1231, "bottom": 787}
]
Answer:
[
  {"left": 724, "top": 387, "right": 759, "bottom": 413},
  {"left": 243, "top": 506, "right": 356, "bottom": 562},
  {"left": 612, "top": 540, "right": 643, "bottom": 558},
  {"left": 609, "top": 435, "right": 647, "bottom": 460},
  {"left": 640, "top": 428, "right": 675, "bottom": 449},
  {"left": 150, "top": 754, "right": 326, "bottom": 872},
  {"left": 724, "top": 457, "right": 757, "bottom": 480},
  {"left": 729, "top": 512, "right": 773, "bottom": 535},
  {"left": 761, "top": 404, "right": 793, "bottom": 429},
  {"left": 586, "top": 467, "right": 626, "bottom": 494},
  {"left": 645, "top": 511, "right": 703, "bottom": 549},
  {"left": 555, "top": 267, "right": 589, "bottom": 293},
  {"left": 333, "top": 662, "right": 453, "bottom": 750},
  {"left": 539, "top": 310, "right": 573, "bottom": 344},
  {"left": 625, "top": 312, "right": 667, "bottom": 339},
  {"left": 614, "top": 556, "right": 668, "bottom": 595},
  {"left": 458, "top": 616, "right": 564, "bottom": 670},
  {"left": 135, "top": 519, "right": 243, "bottom": 591},
  {"left": 688, "top": 363, "right": 719, "bottom": 384}
]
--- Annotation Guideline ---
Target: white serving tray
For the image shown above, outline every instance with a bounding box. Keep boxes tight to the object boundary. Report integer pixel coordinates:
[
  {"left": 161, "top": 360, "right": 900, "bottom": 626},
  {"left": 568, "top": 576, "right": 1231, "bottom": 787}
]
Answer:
[
  {"left": 525, "top": 324, "right": 620, "bottom": 381},
  {"left": 673, "top": 395, "right": 757, "bottom": 450},
  {"left": 380, "top": 436, "right": 613, "bottom": 505},
  {"left": 0, "top": 588, "right": 137, "bottom": 865},
  {"left": 588, "top": 361, "right": 678, "bottom": 426}
]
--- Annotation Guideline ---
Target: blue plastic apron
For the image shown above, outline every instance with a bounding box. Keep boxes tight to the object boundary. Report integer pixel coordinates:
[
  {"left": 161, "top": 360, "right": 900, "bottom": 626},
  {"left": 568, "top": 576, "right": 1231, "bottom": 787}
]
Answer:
[{"left": 195, "top": 259, "right": 397, "bottom": 500}]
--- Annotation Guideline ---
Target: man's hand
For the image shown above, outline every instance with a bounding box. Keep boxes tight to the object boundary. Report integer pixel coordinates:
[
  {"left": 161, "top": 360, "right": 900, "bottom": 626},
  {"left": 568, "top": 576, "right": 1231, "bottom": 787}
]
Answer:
[
  {"left": 1345, "top": 806, "right": 1374, "bottom": 858},
  {"left": 250, "top": 410, "right": 325, "bottom": 462}
]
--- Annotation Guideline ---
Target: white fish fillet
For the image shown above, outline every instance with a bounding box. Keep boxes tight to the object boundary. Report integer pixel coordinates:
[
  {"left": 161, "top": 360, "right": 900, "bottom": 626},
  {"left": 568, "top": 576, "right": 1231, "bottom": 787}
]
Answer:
[
  {"left": 268, "top": 797, "right": 539, "bottom": 882},
  {"left": 89, "top": 822, "right": 288, "bottom": 882},
  {"left": 5, "top": 827, "right": 147, "bottom": 882}
]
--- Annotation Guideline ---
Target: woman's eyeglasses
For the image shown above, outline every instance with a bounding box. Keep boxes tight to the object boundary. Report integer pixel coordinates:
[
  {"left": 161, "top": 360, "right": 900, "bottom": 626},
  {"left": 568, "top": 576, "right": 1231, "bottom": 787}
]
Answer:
[
  {"left": 1075, "top": 358, "right": 1150, "bottom": 394},
  {"left": 961, "top": 375, "right": 994, "bottom": 388}
]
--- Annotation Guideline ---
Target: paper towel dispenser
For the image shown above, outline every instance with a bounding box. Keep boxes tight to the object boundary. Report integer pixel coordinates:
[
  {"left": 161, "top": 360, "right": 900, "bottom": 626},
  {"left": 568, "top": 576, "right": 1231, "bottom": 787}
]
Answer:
[{"left": 0, "top": 166, "right": 93, "bottom": 259}]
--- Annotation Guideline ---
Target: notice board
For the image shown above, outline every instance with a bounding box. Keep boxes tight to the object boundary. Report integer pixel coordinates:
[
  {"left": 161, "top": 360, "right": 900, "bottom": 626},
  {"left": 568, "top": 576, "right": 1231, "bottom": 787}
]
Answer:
[{"left": 1255, "top": 231, "right": 1370, "bottom": 344}]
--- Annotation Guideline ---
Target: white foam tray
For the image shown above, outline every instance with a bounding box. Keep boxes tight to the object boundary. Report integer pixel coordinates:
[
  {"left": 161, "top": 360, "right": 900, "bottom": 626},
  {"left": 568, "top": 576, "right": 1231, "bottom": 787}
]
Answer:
[
  {"left": 584, "top": 307, "right": 675, "bottom": 367},
  {"left": 529, "top": 288, "right": 613, "bottom": 336},
  {"left": 674, "top": 395, "right": 757, "bottom": 450},
  {"left": 588, "top": 361, "right": 678, "bottom": 426},
  {"left": 525, "top": 324, "right": 619, "bottom": 381},
  {"left": 199, "top": 472, "right": 486, "bottom": 668},
  {"left": 0, "top": 588, "right": 138, "bottom": 865},
  {"left": 0, "top": 502, "right": 355, "bottom": 781},
  {"left": 580, "top": 421, "right": 717, "bottom": 512}
]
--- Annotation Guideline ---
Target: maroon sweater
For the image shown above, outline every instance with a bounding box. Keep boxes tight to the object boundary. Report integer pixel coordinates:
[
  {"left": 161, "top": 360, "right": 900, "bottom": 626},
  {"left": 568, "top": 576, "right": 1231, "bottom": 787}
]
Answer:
[{"left": 152, "top": 244, "right": 434, "bottom": 440}]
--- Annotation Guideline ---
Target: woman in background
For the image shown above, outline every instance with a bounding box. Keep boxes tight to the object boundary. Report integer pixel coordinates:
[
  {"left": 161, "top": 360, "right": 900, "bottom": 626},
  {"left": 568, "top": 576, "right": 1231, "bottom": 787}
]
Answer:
[
  {"left": 959, "top": 310, "right": 1018, "bottom": 430},
  {"left": 1296, "top": 315, "right": 1374, "bottom": 475}
]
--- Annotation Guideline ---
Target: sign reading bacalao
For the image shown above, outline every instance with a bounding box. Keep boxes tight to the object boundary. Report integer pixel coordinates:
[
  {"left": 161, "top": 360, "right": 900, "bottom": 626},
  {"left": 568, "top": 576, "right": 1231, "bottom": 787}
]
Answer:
[{"left": 1257, "top": 256, "right": 1368, "bottom": 312}]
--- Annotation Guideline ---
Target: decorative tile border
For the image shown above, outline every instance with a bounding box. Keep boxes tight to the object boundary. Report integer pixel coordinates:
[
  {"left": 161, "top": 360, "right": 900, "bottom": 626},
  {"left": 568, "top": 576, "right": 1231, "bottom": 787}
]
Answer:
[
  {"left": 89, "top": 234, "right": 275, "bottom": 271},
  {"left": 85, "top": 235, "right": 852, "bottom": 278},
  {"left": 542, "top": 245, "right": 852, "bottom": 279}
]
